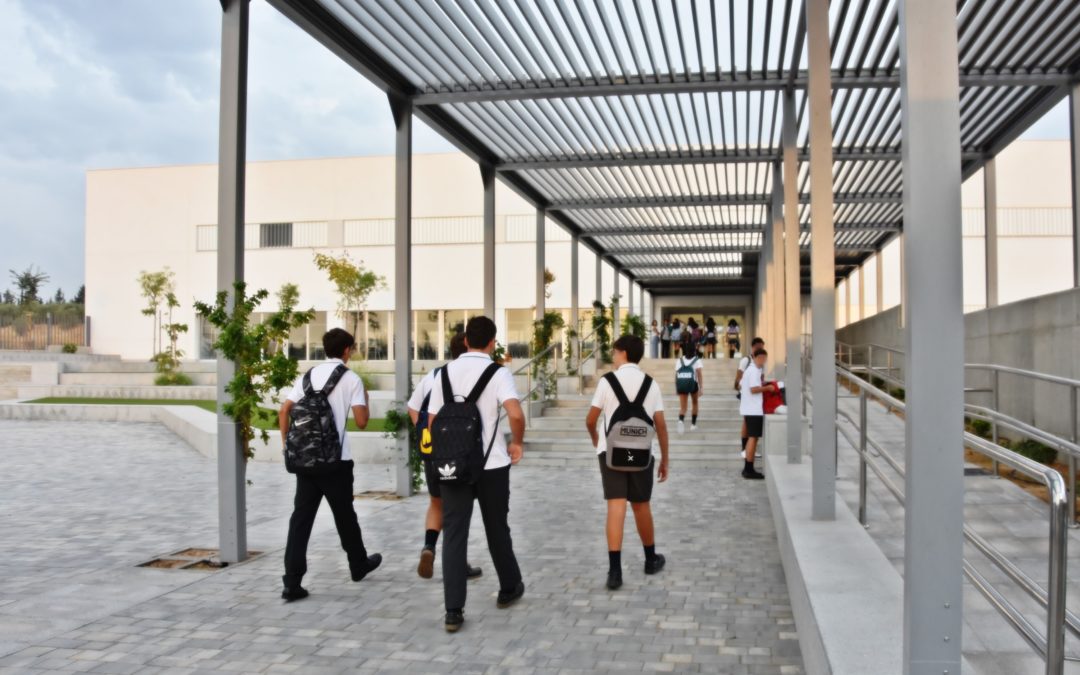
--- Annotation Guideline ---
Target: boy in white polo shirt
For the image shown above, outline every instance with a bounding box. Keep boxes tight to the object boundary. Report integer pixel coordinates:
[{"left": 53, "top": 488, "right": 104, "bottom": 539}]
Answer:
[
  {"left": 739, "top": 348, "right": 777, "bottom": 480},
  {"left": 586, "top": 335, "right": 671, "bottom": 591}
]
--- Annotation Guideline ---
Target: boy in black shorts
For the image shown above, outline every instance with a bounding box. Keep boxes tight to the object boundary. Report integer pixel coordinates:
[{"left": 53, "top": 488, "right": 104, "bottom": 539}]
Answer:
[
  {"left": 586, "top": 335, "right": 671, "bottom": 590},
  {"left": 739, "top": 348, "right": 777, "bottom": 480}
]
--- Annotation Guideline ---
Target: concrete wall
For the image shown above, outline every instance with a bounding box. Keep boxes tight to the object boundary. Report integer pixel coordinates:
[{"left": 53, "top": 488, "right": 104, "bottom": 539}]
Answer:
[{"left": 837, "top": 288, "right": 1080, "bottom": 440}]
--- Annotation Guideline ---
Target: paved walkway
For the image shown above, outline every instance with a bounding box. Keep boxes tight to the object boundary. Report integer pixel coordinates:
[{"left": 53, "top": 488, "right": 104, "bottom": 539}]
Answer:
[{"left": 0, "top": 420, "right": 802, "bottom": 674}]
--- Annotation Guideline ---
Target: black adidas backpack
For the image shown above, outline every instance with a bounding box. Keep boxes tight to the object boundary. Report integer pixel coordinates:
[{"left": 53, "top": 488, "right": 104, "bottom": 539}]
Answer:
[
  {"left": 284, "top": 364, "right": 349, "bottom": 475},
  {"left": 429, "top": 362, "right": 502, "bottom": 485}
]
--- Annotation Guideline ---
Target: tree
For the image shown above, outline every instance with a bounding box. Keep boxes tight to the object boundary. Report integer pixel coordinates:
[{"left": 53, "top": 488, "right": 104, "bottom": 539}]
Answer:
[
  {"left": 10, "top": 266, "right": 49, "bottom": 305},
  {"left": 72, "top": 285, "right": 85, "bottom": 304},
  {"left": 53, "top": 288, "right": 65, "bottom": 304},
  {"left": 195, "top": 282, "right": 315, "bottom": 459},
  {"left": 153, "top": 291, "right": 190, "bottom": 385},
  {"left": 543, "top": 267, "right": 555, "bottom": 299},
  {"left": 1, "top": 289, "right": 14, "bottom": 305},
  {"left": 138, "top": 269, "right": 175, "bottom": 356},
  {"left": 313, "top": 252, "right": 386, "bottom": 345}
]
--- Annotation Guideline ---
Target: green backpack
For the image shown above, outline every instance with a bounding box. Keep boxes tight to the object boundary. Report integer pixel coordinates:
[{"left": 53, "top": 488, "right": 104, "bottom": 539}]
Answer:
[{"left": 675, "top": 356, "right": 699, "bottom": 394}]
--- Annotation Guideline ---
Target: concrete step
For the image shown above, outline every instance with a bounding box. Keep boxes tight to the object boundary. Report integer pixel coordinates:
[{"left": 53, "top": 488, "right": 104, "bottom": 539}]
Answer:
[
  {"left": 0, "top": 365, "right": 32, "bottom": 384},
  {"left": 524, "top": 438, "right": 741, "bottom": 453},
  {"left": 61, "top": 360, "right": 219, "bottom": 374},
  {"left": 60, "top": 372, "right": 217, "bottom": 386},
  {"left": 525, "top": 426, "right": 742, "bottom": 439},
  {"left": 531, "top": 417, "right": 743, "bottom": 430}
]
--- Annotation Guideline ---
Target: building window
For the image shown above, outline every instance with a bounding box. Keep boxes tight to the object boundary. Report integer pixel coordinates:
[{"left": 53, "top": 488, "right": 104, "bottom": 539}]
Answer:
[
  {"left": 505, "top": 309, "right": 534, "bottom": 359},
  {"left": 199, "top": 318, "right": 218, "bottom": 359},
  {"left": 260, "top": 222, "right": 293, "bottom": 248},
  {"left": 365, "top": 310, "right": 390, "bottom": 360}
]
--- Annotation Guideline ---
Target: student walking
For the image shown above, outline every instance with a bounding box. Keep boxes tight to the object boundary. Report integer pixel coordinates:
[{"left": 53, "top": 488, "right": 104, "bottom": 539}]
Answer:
[
  {"left": 278, "top": 328, "right": 382, "bottom": 601},
  {"left": 649, "top": 319, "right": 661, "bottom": 359},
  {"left": 426, "top": 316, "right": 526, "bottom": 633},
  {"left": 585, "top": 335, "right": 670, "bottom": 591},
  {"left": 734, "top": 338, "right": 765, "bottom": 457},
  {"left": 674, "top": 349, "right": 704, "bottom": 433},
  {"left": 725, "top": 319, "right": 741, "bottom": 359},
  {"left": 407, "top": 333, "right": 481, "bottom": 582},
  {"left": 670, "top": 319, "right": 683, "bottom": 359},
  {"left": 704, "top": 317, "right": 718, "bottom": 359},
  {"left": 660, "top": 320, "right": 672, "bottom": 359},
  {"left": 739, "top": 348, "right": 776, "bottom": 480}
]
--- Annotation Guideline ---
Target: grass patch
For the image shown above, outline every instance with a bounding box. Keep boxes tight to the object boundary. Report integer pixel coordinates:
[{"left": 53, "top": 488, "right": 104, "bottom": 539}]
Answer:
[{"left": 23, "top": 397, "right": 388, "bottom": 433}]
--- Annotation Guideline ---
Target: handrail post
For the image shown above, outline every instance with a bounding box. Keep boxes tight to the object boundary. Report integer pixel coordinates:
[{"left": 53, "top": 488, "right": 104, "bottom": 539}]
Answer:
[
  {"left": 1046, "top": 478, "right": 1068, "bottom": 675},
  {"left": 859, "top": 389, "right": 868, "bottom": 526},
  {"left": 1070, "top": 386, "right": 1078, "bottom": 526}
]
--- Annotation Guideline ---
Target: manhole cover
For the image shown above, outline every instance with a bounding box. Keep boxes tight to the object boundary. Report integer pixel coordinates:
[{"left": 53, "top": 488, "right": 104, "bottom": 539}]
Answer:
[{"left": 137, "top": 548, "right": 263, "bottom": 571}]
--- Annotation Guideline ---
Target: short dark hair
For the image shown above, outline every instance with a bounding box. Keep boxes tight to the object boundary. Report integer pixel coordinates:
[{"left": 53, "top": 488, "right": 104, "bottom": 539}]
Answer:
[
  {"left": 613, "top": 335, "right": 645, "bottom": 363},
  {"left": 449, "top": 333, "right": 468, "bottom": 359},
  {"left": 464, "top": 316, "right": 497, "bottom": 350},
  {"left": 751, "top": 337, "right": 765, "bottom": 347},
  {"left": 753, "top": 348, "right": 768, "bottom": 358},
  {"left": 323, "top": 328, "right": 356, "bottom": 359}
]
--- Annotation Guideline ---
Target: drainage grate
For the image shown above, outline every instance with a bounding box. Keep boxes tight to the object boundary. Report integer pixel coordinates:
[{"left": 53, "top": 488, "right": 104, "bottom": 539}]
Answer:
[{"left": 138, "top": 547, "right": 263, "bottom": 571}]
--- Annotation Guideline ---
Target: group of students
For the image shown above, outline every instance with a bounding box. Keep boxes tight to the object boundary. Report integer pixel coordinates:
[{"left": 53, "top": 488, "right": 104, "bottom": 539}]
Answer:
[
  {"left": 276, "top": 318, "right": 669, "bottom": 633},
  {"left": 651, "top": 316, "right": 743, "bottom": 360}
]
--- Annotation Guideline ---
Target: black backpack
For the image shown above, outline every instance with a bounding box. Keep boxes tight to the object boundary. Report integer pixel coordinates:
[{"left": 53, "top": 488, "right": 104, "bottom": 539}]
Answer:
[
  {"left": 603, "top": 372, "right": 656, "bottom": 472},
  {"left": 429, "top": 362, "right": 502, "bottom": 485},
  {"left": 284, "top": 364, "right": 349, "bottom": 475}
]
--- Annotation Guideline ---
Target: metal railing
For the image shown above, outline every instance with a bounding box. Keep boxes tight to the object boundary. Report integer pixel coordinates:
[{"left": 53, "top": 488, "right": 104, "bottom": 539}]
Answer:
[
  {"left": 512, "top": 340, "right": 561, "bottom": 426},
  {"left": 831, "top": 364, "right": 1073, "bottom": 674},
  {"left": 837, "top": 342, "right": 1080, "bottom": 524}
]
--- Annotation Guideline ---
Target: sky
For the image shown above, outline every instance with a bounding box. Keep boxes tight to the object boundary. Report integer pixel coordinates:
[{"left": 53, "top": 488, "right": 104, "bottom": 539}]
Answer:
[{"left": 0, "top": 0, "right": 1071, "bottom": 301}]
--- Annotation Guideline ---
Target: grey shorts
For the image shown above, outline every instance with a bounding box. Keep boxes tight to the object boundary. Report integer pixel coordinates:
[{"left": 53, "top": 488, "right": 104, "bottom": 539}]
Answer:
[{"left": 598, "top": 454, "right": 655, "bottom": 503}]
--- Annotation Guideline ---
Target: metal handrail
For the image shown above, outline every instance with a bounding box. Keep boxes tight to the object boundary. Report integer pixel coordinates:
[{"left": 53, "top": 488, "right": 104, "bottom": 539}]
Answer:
[
  {"left": 512, "top": 341, "right": 561, "bottom": 425},
  {"left": 832, "top": 364, "right": 1070, "bottom": 674}
]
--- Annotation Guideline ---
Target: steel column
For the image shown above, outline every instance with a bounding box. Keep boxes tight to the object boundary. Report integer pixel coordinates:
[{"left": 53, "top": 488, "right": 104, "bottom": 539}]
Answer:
[
  {"left": 215, "top": 0, "right": 249, "bottom": 564},
  {"left": 899, "top": 0, "right": 966, "bottom": 670},
  {"left": 808, "top": 0, "right": 837, "bottom": 520},
  {"left": 390, "top": 94, "right": 413, "bottom": 497},
  {"left": 536, "top": 209, "right": 546, "bottom": 321},
  {"left": 783, "top": 91, "right": 803, "bottom": 463},
  {"left": 628, "top": 281, "right": 634, "bottom": 315},
  {"left": 612, "top": 265, "right": 621, "bottom": 337},
  {"left": 570, "top": 234, "right": 579, "bottom": 350},
  {"left": 844, "top": 276, "right": 852, "bottom": 326},
  {"left": 482, "top": 164, "right": 496, "bottom": 318},
  {"left": 876, "top": 249, "right": 885, "bottom": 314},
  {"left": 985, "top": 157, "right": 999, "bottom": 308},
  {"left": 1070, "top": 84, "right": 1080, "bottom": 287},
  {"left": 595, "top": 255, "right": 603, "bottom": 306},
  {"left": 772, "top": 164, "right": 787, "bottom": 369}
]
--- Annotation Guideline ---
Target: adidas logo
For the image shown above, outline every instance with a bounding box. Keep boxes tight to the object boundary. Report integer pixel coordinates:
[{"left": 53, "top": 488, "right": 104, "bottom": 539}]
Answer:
[{"left": 438, "top": 463, "right": 456, "bottom": 479}]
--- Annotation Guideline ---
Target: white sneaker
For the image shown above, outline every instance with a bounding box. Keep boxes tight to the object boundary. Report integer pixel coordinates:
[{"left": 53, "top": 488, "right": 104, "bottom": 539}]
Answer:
[
  {"left": 740, "top": 450, "right": 746, "bottom": 460},
  {"left": 677, "top": 420, "right": 685, "bottom": 434},
  {"left": 691, "top": 424, "right": 698, "bottom": 431}
]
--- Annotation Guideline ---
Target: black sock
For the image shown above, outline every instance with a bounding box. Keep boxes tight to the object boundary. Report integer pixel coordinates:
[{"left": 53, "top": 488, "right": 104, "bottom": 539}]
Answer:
[
  {"left": 424, "top": 529, "right": 439, "bottom": 549},
  {"left": 608, "top": 550, "right": 621, "bottom": 573},
  {"left": 644, "top": 545, "right": 657, "bottom": 563},
  {"left": 744, "top": 460, "right": 754, "bottom": 472},
  {"left": 741, "top": 437, "right": 748, "bottom": 450},
  {"left": 678, "top": 414, "right": 685, "bottom": 422},
  {"left": 691, "top": 415, "right": 698, "bottom": 425}
]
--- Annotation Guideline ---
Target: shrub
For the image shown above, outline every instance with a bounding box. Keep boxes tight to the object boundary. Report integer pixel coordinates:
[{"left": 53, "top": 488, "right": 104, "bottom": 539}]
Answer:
[
  {"left": 61, "top": 343, "right": 78, "bottom": 354},
  {"left": 382, "top": 403, "right": 422, "bottom": 492},
  {"left": 970, "top": 419, "right": 992, "bottom": 438},
  {"left": 889, "top": 387, "right": 906, "bottom": 401},
  {"left": 155, "top": 372, "right": 193, "bottom": 386},
  {"left": 1012, "top": 439, "right": 1057, "bottom": 465},
  {"left": 350, "top": 362, "right": 378, "bottom": 392}
]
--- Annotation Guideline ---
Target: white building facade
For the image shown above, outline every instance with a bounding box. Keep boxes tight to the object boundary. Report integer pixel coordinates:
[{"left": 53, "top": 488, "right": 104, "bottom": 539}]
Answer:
[{"left": 86, "top": 142, "right": 1075, "bottom": 360}]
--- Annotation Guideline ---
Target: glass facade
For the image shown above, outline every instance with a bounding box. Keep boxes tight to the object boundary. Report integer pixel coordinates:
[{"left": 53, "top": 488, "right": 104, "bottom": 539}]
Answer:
[
  {"left": 364, "top": 310, "right": 390, "bottom": 360},
  {"left": 415, "top": 310, "right": 439, "bottom": 360}
]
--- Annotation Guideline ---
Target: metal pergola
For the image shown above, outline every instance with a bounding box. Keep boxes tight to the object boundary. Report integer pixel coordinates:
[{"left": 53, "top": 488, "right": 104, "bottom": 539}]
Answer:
[{"left": 210, "top": 2, "right": 1080, "bottom": 673}]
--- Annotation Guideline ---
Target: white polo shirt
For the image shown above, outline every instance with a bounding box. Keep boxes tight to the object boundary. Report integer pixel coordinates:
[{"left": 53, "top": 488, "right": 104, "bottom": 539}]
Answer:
[
  {"left": 286, "top": 359, "right": 367, "bottom": 461},
  {"left": 590, "top": 363, "right": 665, "bottom": 456},
  {"left": 406, "top": 367, "right": 442, "bottom": 413},
  {"left": 426, "top": 352, "right": 519, "bottom": 471},
  {"left": 739, "top": 362, "right": 765, "bottom": 416}
]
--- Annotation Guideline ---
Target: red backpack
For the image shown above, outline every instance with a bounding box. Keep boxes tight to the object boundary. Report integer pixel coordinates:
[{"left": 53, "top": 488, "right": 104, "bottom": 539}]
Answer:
[{"left": 763, "top": 381, "right": 786, "bottom": 414}]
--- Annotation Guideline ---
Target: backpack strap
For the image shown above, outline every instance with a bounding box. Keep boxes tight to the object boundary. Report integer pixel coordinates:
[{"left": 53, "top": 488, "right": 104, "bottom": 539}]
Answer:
[
  {"left": 465, "top": 362, "right": 502, "bottom": 404},
  {"left": 302, "top": 370, "right": 315, "bottom": 397},
  {"left": 321, "top": 364, "right": 350, "bottom": 395},
  {"left": 440, "top": 361, "right": 455, "bottom": 402},
  {"left": 632, "top": 375, "right": 654, "bottom": 407},
  {"left": 420, "top": 367, "right": 442, "bottom": 414},
  {"left": 603, "top": 371, "right": 631, "bottom": 407}
]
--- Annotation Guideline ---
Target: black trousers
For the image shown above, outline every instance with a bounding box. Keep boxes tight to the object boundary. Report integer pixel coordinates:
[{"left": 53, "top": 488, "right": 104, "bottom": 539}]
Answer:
[
  {"left": 440, "top": 465, "right": 522, "bottom": 611},
  {"left": 661, "top": 339, "right": 671, "bottom": 358},
  {"left": 283, "top": 460, "right": 369, "bottom": 589}
]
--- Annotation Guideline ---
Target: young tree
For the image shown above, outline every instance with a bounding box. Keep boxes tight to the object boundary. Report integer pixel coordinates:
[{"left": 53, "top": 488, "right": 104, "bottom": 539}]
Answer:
[
  {"left": 153, "top": 291, "right": 190, "bottom": 385},
  {"left": 1, "top": 289, "right": 14, "bottom": 305},
  {"left": 53, "top": 288, "right": 65, "bottom": 304},
  {"left": 138, "top": 269, "right": 175, "bottom": 355},
  {"left": 10, "top": 266, "right": 49, "bottom": 305},
  {"left": 72, "top": 285, "right": 85, "bottom": 305},
  {"left": 313, "top": 252, "right": 386, "bottom": 345}
]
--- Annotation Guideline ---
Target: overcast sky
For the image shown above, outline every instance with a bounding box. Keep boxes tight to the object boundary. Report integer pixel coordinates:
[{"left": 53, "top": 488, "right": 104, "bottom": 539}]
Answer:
[{"left": 0, "top": 0, "right": 1070, "bottom": 300}]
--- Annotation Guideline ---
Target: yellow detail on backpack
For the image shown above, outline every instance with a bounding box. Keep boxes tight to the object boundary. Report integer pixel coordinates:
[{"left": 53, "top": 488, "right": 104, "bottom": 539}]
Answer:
[{"left": 420, "top": 427, "right": 433, "bottom": 455}]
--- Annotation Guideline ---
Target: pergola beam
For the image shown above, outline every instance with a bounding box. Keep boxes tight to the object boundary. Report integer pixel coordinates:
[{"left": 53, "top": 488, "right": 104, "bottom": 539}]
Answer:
[
  {"left": 413, "top": 70, "right": 1074, "bottom": 105},
  {"left": 583, "top": 223, "right": 900, "bottom": 237},
  {"left": 550, "top": 192, "right": 901, "bottom": 210},
  {"left": 608, "top": 245, "right": 876, "bottom": 256}
]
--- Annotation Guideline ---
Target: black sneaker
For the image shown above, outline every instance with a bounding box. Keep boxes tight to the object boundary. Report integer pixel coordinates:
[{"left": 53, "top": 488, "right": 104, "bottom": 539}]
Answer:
[
  {"left": 606, "top": 569, "right": 623, "bottom": 590},
  {"left": 445, "top": 609, "right": 464, "bottom": 633},
  {"left": 644, "top": 553, "right": 666, "bottom": 575},
  {"left": 742, "top": 468, "right": 765, "bottom": 480},
  {"left": 351, "top": 553, "right": 383, "bottom": 582},
  {"left": 466, "top": 564, "right": 483, "bottom": 580},
  {"left": 281, "top": 586, "right": 309, "bottom": 602},
  {"left": 417, "top": 547, "right": 435, "bottom": 579},
  {"left": 496, "top": 581, "right": 525, "bottom": 608}
]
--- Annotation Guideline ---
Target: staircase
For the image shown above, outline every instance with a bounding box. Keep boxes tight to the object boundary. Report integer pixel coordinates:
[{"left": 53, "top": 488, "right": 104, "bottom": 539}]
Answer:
[{"left": 524, "top": 357, "right": 748, "bottom": 468}]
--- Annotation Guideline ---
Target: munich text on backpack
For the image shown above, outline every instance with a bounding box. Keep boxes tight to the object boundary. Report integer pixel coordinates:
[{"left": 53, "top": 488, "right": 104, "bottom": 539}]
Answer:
[
  {"left": 284, "top": 364, "right": 349, "bottom": 475},
  {"left": 429, "top": 362, "right": 502, "bottom": 485},
  {"left": 603, "top": 372, "right": 656, "bottom": 472},
  {"left": 675, "top": 356, "right": 699, "bottom": 394}
]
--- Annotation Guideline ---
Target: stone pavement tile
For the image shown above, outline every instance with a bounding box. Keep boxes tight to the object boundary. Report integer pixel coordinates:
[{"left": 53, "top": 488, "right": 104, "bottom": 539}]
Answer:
[{"left": 1, "top": 419, "right": 801, "bottom": 673}]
